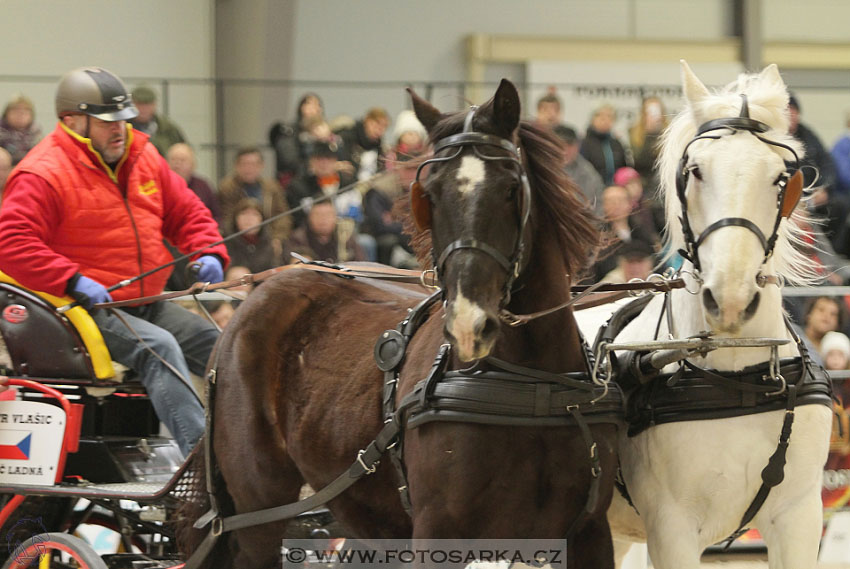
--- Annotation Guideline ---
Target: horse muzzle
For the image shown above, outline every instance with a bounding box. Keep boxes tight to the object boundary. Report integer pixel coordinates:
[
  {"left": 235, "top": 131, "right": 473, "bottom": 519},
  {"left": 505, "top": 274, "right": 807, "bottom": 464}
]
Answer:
[
  {"left": 702, "top": 286, "right": 761, "bottom": 333},
  {"left": 444, "top": 292, "right": 501, "bottom": 362}
]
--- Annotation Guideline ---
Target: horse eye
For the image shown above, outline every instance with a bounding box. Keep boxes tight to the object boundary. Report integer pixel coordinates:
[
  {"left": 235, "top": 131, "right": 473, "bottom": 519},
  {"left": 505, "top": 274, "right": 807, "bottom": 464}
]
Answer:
[
  {"left": 690, "top": 166, "right": 703, "bottom": 181},
  {"left": 772, "top": 173, "right": 787, "bottom": 186}
]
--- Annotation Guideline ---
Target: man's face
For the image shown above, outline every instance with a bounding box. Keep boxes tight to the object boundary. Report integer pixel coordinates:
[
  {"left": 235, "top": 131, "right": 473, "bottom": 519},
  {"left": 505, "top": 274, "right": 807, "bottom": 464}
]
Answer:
[
  {"left": 235, "top": 152, "right": 263, "bottom": 184},
  {"left": 808, "top": 298, "right": 839, "bottom": 337},
  {"left": 4, "top": 104, "right": 33, "bottom": 130},
  {"left": 167, "top": 145, "right": 195, "bottom": 180},
  {"left": 601, "top": 186, "right": 631, "bottom": 221},
  {"left": 309, "top": 156, "right": 337, "bottom": 177},
  {"left": 363, "top": 117, "right": 388, "bottom": 142},
  {"left": 65, "top": 115, "right": 127, "bottom": 163},
  {"left": 135, "top": 102, "right": 156, "bottom": 124},
  {"left": 563, "top": 141, "right": 579, "bottom": 165},
  {"left": 536, "top": 101, "right": 561, "bottom": 127},
  {"left": 592, "top": 108, "right": 615, "bottom": 133},
  {"left": 621, "top": 256, "right": 653, "bottom": 282},
  {"left": 235, "top": 207, "right": 262, "bottom": 235},
  {"left": 308, "top": 203, "right": 337, "bottom": 237}
]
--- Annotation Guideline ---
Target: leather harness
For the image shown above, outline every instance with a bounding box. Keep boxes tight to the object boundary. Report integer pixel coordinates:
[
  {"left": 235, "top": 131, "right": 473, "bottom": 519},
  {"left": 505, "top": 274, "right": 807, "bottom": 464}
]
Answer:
[{"left": 596, "top": 293, "right": 835, "bottom": 545}]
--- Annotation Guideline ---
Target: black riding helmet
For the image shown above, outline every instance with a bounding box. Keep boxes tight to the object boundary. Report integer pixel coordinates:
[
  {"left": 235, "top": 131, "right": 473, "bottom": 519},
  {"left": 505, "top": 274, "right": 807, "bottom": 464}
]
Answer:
[{"left": 55, "top": 67, "right": 138, "bottom": 121}]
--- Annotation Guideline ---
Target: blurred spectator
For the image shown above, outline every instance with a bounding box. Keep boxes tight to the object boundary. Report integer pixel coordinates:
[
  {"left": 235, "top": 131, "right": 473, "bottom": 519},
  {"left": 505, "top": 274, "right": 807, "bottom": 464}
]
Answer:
[
  {"left": 268, "top": 92, "right": 324, "bottom": 187},
  {"left": 581, "top": 104, "right": 630, "bottom": 186},
  {"left": 553, "top": 125, "right": 604, "bottom": 215},
  {"left": 831, "top": 110, "right": 850, "bottom": 198},
  {"left": 0, "top": 147, "right": 11, "bottom": 201},
  {"left": 534, "top": 90, "right": 563, "bottom": 131},
  {"left": 802, "top": 296, "right": 846, "bottom": 355},
  {"left": 224, "top": 264, "right": 255, "bottom": 294},
  {"left": 821, "top": 330, "right": 850, "bottom": 372},
  {"left": 287, "top": 141, "right": 357, "bottom": 229},
  {"left": 629, "top": 96, "right": 667, "bottom": 193},
  {"left": 166, "top": 143, "right": 221, "bottom": 223},
  {"left": 361, "top": 110, "right": 423, "bottom": 268},
  {"left": 336, "top": 107, "right": 389, "bottom": 182},
  {"left": 613, "top": 166, "right": 663, "bottom": 241},
  {"left": 287, "top": 200, "right": 365, "bottom": 263},
  {"left": 218, "top": 147, "right": 290, "bottom": 254},
  {"left": 130, "top": 86, "right": 186, "bottom": 156},
  {"left": 593, "top": 184, "right": 657, "bottom": 282},
  {"left": 788, "top": 94, "right": 845, "bottom": 243},
  {"left": 225, "top": 198, "right": 285, "bottom": 274},
  {"left": 0, "top": 94, "right": 41, "bottom": 165},
  {"left": 601, "top": 239, "right": 655, "bottom": 284}
]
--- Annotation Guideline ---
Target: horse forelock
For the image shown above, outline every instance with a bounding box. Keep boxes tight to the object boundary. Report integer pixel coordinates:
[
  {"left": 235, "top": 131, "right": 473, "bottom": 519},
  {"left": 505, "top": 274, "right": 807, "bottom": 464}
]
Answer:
[
  {"left": 658, "top": 68, "right": 817, "bottom": 285},
  {"left": 397, "top": 112, "right": 600, "bottom": 279}
]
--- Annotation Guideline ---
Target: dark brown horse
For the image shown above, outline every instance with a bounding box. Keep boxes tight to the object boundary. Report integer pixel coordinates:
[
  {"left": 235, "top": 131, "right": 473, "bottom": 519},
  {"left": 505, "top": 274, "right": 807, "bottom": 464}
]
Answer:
[{"left": 182, "top": 80, "right": 619, "bottom": 568}]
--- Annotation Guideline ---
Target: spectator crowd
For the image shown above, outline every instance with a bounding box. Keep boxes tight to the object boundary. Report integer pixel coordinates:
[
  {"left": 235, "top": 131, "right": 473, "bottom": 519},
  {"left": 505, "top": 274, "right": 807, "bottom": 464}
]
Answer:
[{"left": 3, "top": 79, "right": 850, "bottom": 376}]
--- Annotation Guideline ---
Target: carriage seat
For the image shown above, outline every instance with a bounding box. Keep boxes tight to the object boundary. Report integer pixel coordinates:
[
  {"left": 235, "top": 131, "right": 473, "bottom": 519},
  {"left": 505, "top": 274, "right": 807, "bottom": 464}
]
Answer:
[{"left": 0, "top": 271, "right": 116, "bottom": 382}]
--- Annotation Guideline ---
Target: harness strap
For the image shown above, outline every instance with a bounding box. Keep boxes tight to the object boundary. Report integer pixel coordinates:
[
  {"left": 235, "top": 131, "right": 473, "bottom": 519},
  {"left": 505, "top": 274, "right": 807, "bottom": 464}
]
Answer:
[
  {"left": 693, "top": 217, "right": 768, "bottom": 254},
  {"left": 564, "top": 405, "right": 603, "bottom": 539},
  {"left": 185, "top": 414, "right": 406, "bottom": 569},
  {"left": 723, "top": 383, "right": 798, "bottom": 549}
]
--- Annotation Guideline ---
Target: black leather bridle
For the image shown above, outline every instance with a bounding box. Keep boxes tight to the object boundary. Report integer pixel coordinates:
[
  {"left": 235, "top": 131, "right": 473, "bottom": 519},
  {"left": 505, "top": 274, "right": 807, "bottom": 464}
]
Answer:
[
  {"left": 414, "top": 106, "right": 532, "bottom": 303},
  {"left": 676, "top": 95, "right": 801, "bottom": 277}
]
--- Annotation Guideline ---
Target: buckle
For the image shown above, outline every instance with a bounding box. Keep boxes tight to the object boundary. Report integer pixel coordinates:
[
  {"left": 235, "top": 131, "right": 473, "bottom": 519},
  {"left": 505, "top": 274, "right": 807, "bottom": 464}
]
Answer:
[{"left": 357, "top": 450, "right": 378, "bottom": 475}]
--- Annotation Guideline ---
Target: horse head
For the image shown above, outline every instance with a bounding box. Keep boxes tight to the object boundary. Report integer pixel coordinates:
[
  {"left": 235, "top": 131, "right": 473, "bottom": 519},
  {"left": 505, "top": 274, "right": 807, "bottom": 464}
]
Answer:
[
  {"left": 408, "top": 80, "right": 531, "bottom": 362},
  {"left": 663, "top": 61, "right": 806, "bottom": 333}
]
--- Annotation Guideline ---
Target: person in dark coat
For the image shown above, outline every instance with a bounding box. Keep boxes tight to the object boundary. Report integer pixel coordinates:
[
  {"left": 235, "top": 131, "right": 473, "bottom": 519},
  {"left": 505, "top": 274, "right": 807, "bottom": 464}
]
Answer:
[
  {"left": 580, "top": 104, "right": 630, "bottom": 186},
  {"left": 268, "top": 92, "right": 324, "bottom": 187},
  {"left": 225, "top": 198, "right": 284, "bottom": 274}
]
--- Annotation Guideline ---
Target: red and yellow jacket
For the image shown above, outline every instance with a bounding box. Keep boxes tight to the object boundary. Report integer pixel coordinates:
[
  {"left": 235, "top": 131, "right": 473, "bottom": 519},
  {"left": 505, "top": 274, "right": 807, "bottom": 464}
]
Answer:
[{"left": 0, "top": 122, "right": 229, "bottom": 301}]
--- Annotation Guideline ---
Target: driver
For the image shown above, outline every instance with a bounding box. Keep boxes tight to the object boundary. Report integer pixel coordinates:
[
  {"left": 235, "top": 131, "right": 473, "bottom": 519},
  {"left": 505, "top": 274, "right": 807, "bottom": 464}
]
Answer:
[{"left": 0, "top": 67, "right": 229, "bottom": 455}]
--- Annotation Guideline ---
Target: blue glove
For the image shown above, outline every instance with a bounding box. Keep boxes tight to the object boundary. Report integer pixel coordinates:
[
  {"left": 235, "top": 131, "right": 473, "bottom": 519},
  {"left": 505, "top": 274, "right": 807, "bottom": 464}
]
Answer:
[
  {"left": 194, "top": 255, "right": 224, "bottom": 284},
  {"left": 70, "top": 276, "right": 113, "bottom": 310}
]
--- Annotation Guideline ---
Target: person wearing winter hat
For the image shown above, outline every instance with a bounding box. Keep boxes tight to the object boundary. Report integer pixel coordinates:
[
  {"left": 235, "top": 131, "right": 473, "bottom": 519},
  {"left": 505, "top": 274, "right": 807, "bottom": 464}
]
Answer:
[
  {"left": 391, "top": 110, "right": 427, "bottom": 158},
  {"left": 614, "top": 165, "right": 664, "bottom": 237},
  {"left": 129, "top": 85, "right": 187, "bottom": 156},
  {"left": 821, "top": 330, "right": 850, "bottom": 371}
]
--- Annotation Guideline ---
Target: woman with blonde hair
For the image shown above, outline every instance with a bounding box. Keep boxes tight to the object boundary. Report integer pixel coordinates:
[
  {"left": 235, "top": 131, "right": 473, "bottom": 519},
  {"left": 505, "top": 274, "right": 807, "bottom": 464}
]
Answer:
[
  {"left": 0, "top": 93, "right": 41, "bottom": 165},
  {"left": 628, "top": 96, "right": 668, "bottom": 192}
]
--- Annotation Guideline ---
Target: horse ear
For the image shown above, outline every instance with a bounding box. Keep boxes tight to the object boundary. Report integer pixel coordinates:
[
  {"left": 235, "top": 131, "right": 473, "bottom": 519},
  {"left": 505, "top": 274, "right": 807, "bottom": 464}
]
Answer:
[
  {"left": 407, "top": 88, "right": 442, "bottom": 133},
  {"left": 492, "top": 78, "right": 521, "bottom": 137},
  {"left": 759, "top": 63, "right": 785, "bottom": 88},
  {"left": 681, "top": 60, "right": 710, "bottom": 106}
]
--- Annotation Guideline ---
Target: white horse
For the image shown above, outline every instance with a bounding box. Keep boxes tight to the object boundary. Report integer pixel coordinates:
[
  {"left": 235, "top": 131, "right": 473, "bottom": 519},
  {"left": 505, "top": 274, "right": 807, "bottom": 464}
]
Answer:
[{"left": 578, "top": 61, "right": 834, "bottom": 569}]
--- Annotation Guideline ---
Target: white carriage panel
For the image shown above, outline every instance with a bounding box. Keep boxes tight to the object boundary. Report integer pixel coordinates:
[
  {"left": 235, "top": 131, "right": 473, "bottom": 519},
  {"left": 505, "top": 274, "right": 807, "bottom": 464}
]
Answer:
[{"left": 0, "top": 400, "right": 66, "bottom": 486}]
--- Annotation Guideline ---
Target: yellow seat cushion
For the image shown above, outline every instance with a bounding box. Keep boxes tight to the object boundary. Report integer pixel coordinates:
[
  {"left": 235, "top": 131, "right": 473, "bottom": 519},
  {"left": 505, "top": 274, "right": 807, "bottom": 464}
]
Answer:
[{"left": 0, "top": 271, "right": 115, "bottom": 380}]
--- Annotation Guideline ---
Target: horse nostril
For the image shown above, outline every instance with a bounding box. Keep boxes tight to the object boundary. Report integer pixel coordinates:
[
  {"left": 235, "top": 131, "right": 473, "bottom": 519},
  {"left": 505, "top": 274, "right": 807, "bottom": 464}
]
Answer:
[
  {"left": 702, "top": 288, "right": 720, "bottom": 317},
  {"left": 743, "top": 291, "right": 761, "bottom": 321},
  {"left": 477, "top": 315, "right": 500, "bottom": 341}
]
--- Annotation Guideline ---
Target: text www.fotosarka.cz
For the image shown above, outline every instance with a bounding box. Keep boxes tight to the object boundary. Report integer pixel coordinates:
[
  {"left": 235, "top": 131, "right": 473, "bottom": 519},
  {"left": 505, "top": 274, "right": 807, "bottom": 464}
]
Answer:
[{"left": 281, "top": 539, "right": 567, "bottom": 567}]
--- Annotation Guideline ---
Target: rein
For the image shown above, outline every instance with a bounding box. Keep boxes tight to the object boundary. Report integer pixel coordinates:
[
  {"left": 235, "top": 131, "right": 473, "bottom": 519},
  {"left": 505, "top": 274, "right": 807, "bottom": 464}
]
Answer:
[{"left": 89, "top": 261, "right": 686, "bottom": 321}]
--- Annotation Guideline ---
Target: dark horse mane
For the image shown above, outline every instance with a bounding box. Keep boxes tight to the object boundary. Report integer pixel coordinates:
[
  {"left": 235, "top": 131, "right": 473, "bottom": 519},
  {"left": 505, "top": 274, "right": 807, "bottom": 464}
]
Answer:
[{"left": 400, "top": 114, "right": 601, "bottom": 279}]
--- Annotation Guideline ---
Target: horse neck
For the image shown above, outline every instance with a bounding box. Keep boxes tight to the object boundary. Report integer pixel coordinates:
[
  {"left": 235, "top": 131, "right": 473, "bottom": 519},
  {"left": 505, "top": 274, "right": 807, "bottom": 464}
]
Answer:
[
  {"left": 496, "top": 236, "right": 587, "bottom": 373},
  {"left": 671, "top": 263, "right": 796, "bottom": 370}
]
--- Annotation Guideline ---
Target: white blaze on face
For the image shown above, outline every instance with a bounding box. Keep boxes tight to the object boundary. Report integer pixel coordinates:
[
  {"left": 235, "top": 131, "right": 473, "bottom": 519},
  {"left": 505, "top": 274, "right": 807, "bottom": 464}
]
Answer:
[
  {"left": 456, "top": 156, "right": 486, "bottom": 195},
  {"left": 447, "top": 291, "right": 489, "bottom": 361}
]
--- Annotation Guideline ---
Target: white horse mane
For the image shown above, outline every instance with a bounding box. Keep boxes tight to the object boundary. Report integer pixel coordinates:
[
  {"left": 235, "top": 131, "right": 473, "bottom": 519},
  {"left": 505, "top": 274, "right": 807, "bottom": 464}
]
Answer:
[{"left": 657, "top": 67, "right": 822, "bottom": 285}]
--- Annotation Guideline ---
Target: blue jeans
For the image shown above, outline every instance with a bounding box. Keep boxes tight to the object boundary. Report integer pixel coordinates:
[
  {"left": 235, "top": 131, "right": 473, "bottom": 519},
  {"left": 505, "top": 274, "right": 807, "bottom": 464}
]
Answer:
[{"left": 93, "top": 301, "right": 214, "bottom": 455}]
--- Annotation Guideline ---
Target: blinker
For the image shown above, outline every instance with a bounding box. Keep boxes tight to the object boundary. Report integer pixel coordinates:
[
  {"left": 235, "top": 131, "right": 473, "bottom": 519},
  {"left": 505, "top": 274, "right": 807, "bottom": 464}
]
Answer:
[
  {"left": 410, "top": 181, "right": 431, "bottom": 231},
  {"left": 780, "top": 170, "right": 804, "bottom": 218}
]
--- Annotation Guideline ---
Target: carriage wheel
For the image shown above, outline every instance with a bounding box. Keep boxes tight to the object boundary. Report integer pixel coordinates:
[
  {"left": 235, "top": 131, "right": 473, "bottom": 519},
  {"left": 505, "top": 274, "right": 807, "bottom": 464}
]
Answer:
[{"left": 1, "top": 532, "right": 107, "bottom": 569}]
